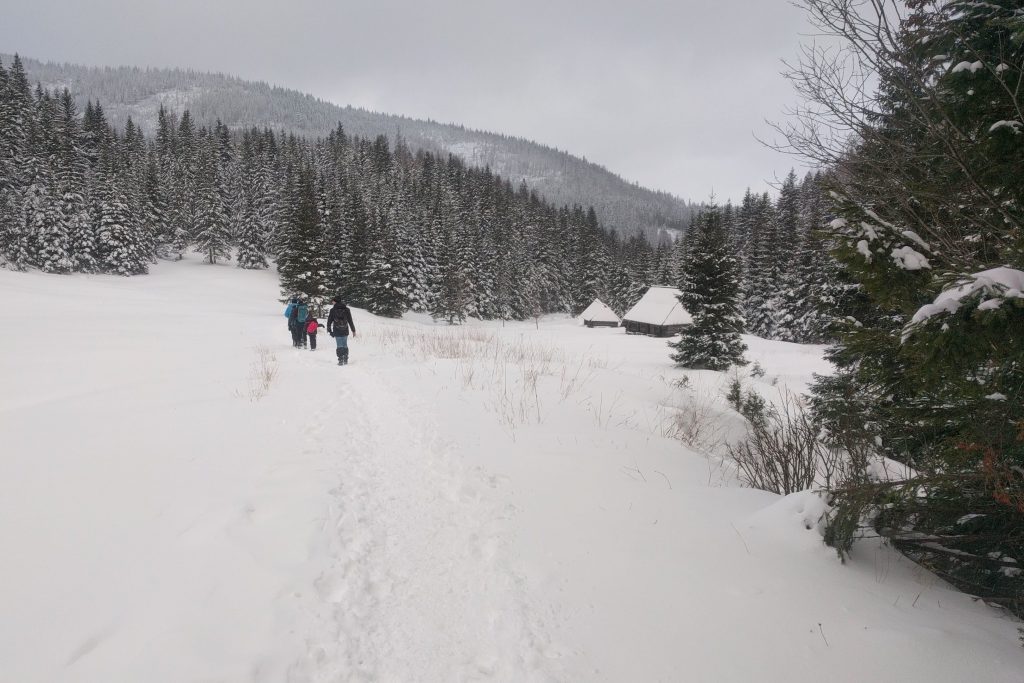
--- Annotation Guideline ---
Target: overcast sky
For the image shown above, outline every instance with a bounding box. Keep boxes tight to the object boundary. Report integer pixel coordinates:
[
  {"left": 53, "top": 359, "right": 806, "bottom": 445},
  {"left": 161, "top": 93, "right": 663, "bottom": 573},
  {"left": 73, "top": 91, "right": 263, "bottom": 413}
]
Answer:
[{"left": 1, "top": 0, "right": 815, "bottom": 202}]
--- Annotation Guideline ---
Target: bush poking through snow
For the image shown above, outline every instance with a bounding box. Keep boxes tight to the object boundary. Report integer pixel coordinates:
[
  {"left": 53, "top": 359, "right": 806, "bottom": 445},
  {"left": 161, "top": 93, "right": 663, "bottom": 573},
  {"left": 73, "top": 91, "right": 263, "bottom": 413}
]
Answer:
[
  {"left": 727, "top": 393, "right": 820, "bottom": 495},
  {"left": 246, "top": 346, "right": 278, "bottom": 401},
  {"left": 664, "top": 393, "right": 723, "bottom": 453},
  {"left": 727, "top": 390, "right": 867, "bottom": 496}
]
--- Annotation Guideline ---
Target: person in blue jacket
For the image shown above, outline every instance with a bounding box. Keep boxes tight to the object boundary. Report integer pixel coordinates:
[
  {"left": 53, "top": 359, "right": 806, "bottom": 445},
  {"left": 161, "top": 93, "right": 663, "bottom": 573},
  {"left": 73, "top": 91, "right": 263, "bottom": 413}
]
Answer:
[
  {"left": 285, "top": 296, "right": 311, "bottom": 348},
  {"left": 284, "top": 297, "right": 299, "bottom": 346}
]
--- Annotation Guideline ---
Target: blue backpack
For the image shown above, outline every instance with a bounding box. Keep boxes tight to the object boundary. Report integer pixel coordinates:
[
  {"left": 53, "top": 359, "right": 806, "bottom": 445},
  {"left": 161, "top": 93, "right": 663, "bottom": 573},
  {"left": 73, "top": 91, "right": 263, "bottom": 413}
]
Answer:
[
  {"left": 297, "top": 303, "right": 309, "bottom": 323},
  {"left": 284, "top": 302, "right": 295, "bottom": 318}
]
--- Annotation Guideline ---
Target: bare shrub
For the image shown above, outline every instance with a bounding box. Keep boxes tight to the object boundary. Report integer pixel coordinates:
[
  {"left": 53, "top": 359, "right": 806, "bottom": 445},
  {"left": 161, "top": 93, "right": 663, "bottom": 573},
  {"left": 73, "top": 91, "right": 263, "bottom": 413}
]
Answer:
[
  {"left": 558, "top": 358, "right": 595, "bottom": 401},
  {"left": 588, "top": 391, "right": 624, "bottom": 429},
  {"left": 247, "top": 346, "right": 278, "bottom": 401},
  {"left": 726, "top": 380, "right": 873, "bottom": 495},
  {"left": 727, "top": 392, "right": 820, "bottom": 495},
  {"left": 663, "top": 396, "right": 723, "bottom": 452}
]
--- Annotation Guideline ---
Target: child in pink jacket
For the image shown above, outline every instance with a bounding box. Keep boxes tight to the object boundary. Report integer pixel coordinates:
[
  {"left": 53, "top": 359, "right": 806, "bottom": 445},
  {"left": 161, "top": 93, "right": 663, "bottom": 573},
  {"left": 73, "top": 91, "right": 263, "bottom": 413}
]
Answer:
[{"left": 305, "top": 317, "right": 325, "bottom": 350}]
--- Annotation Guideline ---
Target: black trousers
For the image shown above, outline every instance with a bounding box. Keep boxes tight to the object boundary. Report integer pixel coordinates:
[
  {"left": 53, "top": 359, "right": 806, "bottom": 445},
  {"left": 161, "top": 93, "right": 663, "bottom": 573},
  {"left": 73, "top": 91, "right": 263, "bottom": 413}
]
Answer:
[
  {"left": 290, "top": 324, "right": 301, "bottom": 347},
  {"left": 308, "top": 333, "right": 317, "bottom": 350}
]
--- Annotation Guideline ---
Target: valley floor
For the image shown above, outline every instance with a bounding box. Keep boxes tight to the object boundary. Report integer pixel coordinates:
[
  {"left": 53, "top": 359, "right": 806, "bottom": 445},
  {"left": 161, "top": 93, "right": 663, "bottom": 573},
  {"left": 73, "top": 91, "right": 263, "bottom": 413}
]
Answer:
[{"left": 0, "top": 258, "right": 1020, "bottom": 682}]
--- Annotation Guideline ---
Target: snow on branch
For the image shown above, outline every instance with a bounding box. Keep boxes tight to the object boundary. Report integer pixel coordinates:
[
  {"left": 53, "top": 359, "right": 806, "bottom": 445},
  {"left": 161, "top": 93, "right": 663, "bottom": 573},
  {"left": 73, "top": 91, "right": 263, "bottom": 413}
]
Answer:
[
  {"left": 906, "top": 267, "right": 1024, "bottom": 332},
  {"left": 950, "top": 60, "right": 984, "bottom": 74}
]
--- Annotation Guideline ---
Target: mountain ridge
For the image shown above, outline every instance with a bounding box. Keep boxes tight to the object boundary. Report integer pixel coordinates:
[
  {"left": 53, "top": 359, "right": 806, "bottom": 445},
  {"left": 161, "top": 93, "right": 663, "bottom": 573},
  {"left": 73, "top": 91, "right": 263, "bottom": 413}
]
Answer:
[{"left": 9, "top": 54, "right": 698, "bottom": 242}]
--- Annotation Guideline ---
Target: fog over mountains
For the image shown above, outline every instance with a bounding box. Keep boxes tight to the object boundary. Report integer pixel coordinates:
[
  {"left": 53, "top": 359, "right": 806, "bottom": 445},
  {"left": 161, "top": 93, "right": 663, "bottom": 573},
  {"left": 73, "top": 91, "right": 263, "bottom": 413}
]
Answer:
[{"left": 14, "top": 55, "right": 699, "bottom": 242}]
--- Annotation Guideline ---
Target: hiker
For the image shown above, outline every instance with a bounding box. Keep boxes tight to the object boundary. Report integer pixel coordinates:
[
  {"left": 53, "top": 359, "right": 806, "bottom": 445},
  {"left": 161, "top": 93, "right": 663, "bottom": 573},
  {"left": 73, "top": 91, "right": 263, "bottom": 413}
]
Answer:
[
  {"left": 327, "top": 296, "right": 357, "bottom": 366},
  {"left": 289, "top": 297, "right": 311, "bottom": 348},
  {"left": 284, "top": 296, "right": 299, "bottom": 347},
  {"left": 305, "top": 316, "right": 324, "bottom": 350}
]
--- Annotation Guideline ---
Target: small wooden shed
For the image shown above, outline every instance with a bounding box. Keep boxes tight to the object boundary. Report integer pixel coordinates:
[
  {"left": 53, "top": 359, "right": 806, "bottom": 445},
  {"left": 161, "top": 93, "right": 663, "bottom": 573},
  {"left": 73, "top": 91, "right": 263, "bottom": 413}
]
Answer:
[
  {"left": 622, "top": 286, "right": 692, "bottom": 337},
  {"left": 580, "top": 299, "right": 621, "bottom": 328}
]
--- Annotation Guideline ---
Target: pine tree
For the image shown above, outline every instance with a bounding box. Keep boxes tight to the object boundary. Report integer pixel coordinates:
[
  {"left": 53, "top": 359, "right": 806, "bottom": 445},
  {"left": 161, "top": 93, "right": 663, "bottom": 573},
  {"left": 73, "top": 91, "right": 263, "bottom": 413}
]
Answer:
[
  {"left": 431, "top": 211, "right": 472, "bottom": 324},
  {"left": 169, "top": 111, "right": 197, "bottom": 248},
  {"left": 235, "top": 135, "right": 268, "bottom": 269},
  {"left": 789, "top": 172, "right": 842, "bottom": 342},
  {"left": 55, "top": 90, "right": 97, "bottom": 272},
  {"left": 96, "top": 157, "right": 148, "bottom": 276},
  {"left": 743, "top": 192, "right": 779, "bottom": 337},
  {"left": 771, "top": 170, "right": 802, "bottom": 340},
  {"left": 236, "top": 199, "right": 268, "bottom": 269},
  {"left": 670, "top": 204, "right": 747, "bottom": 370},
  {"left": 788, "top": 0, "right": 1024, "bottom": 614},
  {"left": 193, "top": 137, "right": 231, "bottom": 264},
  {"left": 141, "top": 154, "right": 172, "bottom": 260},
  {"left": 364, "top": 208, "right": 406, "bottom": 317},
  {"left": 21, "top": 159, "right": 61, "bottom": 271},
  {"left": 278, "top": 167, "right": 328, "bottom": 300}
]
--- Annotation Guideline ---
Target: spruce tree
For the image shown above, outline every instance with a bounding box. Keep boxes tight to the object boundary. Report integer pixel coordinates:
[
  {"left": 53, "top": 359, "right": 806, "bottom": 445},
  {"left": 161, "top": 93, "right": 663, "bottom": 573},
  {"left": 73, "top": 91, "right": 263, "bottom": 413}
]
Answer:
[
  {"left": 142, "top": 154, "right": 172, "bottom": 260},
  {"left": 56, "top": 90, "right": 97, "bottom": 272},
  {"left": 193, "top": 138, "right": 231, "bottom": 264},
  {"left": 96, "top": 157, "right": 148, "bottom": 276},
  {"left": 235, "top": 135, "right": 268, "bottom": 269},
  {"left": 670, "top": 204, "right": 747, "bottom": 370},
  {"left": 787, "top": 0, "right": 1024, "bottom": 613},
  {"left": 770, "top": 170, "right": 802, "bottom": 340},
  {"left": 278, "top": 168, "right": 328, "bottom": 301},
  {"left": 363, "top": 209, "right": 406, "bottom": 317},
  {"left": 743, "top": 192, "right": 779, "bottom": 337}
]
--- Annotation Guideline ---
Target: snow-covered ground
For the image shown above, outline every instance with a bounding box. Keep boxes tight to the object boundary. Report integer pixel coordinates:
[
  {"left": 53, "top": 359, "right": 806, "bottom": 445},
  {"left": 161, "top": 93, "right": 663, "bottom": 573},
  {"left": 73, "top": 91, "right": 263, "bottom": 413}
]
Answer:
[{"left": 1, "top": 258, "right": 1020, "bottom": 682}]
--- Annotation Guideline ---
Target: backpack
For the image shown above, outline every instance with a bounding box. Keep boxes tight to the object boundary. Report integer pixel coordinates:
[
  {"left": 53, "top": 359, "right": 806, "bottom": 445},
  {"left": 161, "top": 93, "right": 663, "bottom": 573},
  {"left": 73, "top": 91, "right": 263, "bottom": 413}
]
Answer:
[
  {"left": 297, "top": 303, "right": 309, "bottom": 323},
  {"left": 331, "top": 305, "right": 349, "bottom": 335},
  {"left": 306, "top": 320, "right": 318, "bottom": 334},
  {"left": 284, "top": 302, "right": 295, "bottom": 318}
]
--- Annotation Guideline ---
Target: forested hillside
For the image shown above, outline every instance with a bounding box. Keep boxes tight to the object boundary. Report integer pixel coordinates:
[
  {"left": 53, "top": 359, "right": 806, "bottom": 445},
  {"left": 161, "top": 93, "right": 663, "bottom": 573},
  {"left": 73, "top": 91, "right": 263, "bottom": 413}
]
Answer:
[
  {"left": 0, "top": 53, "right": 837, "bottom": 336},
  {"left": 9, "top": 55, "right": 699, "bottom": 242}
]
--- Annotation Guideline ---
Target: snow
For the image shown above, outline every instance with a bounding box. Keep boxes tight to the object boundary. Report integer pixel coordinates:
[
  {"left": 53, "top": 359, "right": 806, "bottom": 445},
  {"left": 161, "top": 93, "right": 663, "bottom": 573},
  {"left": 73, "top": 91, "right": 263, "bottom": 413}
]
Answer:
[
  {"left": 989, "top": 120, "right": 1023, "bottom": 134},
  {"left": 1, "top": 258, "right": 1022, "bottom": 682},
  {"left": 900, "top": 230, "right": 930, "bottom": 251},
  {"left": 891, "top": 245, "right": 931, "bottom": 271},
  {"left": 859, "top": 221, "right": 879, "bottom": 240},
  {"left": 578, "top": 298, "right": 620, "bottom": 324},
  {"left": 910, "top": 267, "right": 1024, "bottom": 324},
  {"left": 622, "top": 285, "right": 692, "bottom": 326},
  {"left": 856, "top": 239, "right": 872, "bottom": 261},
  {"left": 979, "top": 298, "right": 1004, "bottom": 311},
  {"left": 950, "top": 60, "right": 984, "bottom": 74}
]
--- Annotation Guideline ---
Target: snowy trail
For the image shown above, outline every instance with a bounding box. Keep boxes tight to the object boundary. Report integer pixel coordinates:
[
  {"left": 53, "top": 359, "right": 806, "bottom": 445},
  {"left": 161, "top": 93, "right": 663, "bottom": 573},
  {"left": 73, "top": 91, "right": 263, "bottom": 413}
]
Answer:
[{"left": 284, "top": 357, "right": 556, "bottom": 682}]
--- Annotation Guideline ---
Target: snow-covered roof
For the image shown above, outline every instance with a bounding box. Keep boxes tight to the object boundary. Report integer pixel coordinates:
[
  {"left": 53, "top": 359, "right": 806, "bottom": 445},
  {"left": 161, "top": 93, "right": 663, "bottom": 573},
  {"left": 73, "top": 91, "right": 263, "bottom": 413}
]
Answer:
[
  {"left": 580, "top": 299, "right": 620, "bottom": 324},
  {"left": 623, "top": 286, "right": 692, "bottom": 326}
]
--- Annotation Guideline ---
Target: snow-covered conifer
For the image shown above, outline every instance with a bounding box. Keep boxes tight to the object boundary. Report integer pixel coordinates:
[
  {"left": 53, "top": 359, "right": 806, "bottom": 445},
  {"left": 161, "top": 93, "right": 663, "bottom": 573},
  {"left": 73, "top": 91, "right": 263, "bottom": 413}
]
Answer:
[{"left": 670, "top": 204, "right": 747, "bottom": 370}]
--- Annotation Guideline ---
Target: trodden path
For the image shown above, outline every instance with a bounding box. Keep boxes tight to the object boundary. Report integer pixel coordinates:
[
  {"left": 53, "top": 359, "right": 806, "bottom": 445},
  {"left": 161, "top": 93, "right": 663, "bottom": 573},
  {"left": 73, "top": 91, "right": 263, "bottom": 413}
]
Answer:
[{"left": 281, "top": 356, "right": 558, "bottom": 682}]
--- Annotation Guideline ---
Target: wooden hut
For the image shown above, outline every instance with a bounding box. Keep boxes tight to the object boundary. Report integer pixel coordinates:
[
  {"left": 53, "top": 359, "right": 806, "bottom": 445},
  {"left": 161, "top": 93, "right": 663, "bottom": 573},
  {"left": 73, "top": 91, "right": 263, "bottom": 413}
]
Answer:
[
  {"left": 622, "top": 286, "right": 692, "bottom": 337},
  {"left": 580, "top": 299, "right": 621, "bottom": 328}
]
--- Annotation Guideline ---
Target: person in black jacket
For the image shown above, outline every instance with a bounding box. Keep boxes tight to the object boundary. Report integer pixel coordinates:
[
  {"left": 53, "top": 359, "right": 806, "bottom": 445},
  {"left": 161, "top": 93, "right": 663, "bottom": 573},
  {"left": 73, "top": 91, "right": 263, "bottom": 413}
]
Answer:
[{"left": 327, "top": 296, "right": 357, "bottom": 366}]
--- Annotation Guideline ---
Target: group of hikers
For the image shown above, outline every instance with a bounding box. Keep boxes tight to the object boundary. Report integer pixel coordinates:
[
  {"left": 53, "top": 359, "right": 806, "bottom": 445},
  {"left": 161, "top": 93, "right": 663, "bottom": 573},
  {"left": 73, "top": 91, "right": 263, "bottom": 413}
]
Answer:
[{"left": 284, "top": 295, "right": 357, "bottom": 366}]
